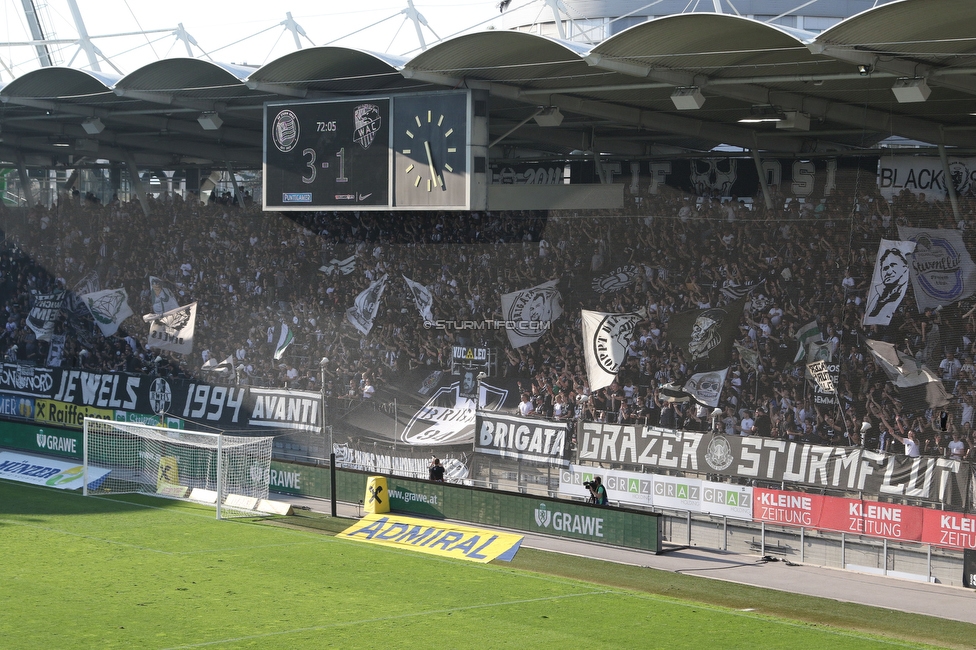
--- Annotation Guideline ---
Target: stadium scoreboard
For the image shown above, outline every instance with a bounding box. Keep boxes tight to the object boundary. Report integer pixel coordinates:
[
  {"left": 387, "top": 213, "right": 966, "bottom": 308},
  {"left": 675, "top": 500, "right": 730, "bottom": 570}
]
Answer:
[{"left": 264, "top": 90, "right": 487, "bottom": 211}]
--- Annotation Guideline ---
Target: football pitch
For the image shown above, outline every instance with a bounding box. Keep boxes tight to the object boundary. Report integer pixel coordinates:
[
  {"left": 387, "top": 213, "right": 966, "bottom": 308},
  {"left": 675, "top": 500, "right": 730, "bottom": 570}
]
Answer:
[{"left": 0, "top": 479, "right": 966, "bottom": 649}]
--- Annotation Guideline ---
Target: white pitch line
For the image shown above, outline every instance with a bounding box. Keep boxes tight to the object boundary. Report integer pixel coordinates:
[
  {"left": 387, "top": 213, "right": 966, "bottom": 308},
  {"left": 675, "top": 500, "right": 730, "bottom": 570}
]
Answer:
[{"left": 161, "top": 590, "right": 609, "bottom": 649}]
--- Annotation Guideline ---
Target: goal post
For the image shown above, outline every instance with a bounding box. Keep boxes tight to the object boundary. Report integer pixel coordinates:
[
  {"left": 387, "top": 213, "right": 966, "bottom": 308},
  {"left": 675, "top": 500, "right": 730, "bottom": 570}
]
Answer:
[{"left": 82, "top": 417, "right": 275, "bottom": 519}]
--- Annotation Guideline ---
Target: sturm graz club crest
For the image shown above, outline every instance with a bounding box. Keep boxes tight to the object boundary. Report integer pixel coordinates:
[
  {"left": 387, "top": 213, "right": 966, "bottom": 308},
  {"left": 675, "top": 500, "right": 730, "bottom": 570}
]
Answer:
[
  {"left": 704, "top": 435, "right": 734, "bottom": 472},
  {"left": 271, "top": 109, "right": 300, "bottom": 153},
  {"left": 534, "top": 503, "right": 552, "bottom": 528},
  {"left": 353, "top": 104, "right": 381, "bottom": 150},
  {"left": 591, "top": 265, "right": 642, "bottom": 294},
  {"left": 149, "top": 378, "right": 172, "bottom": 416}
]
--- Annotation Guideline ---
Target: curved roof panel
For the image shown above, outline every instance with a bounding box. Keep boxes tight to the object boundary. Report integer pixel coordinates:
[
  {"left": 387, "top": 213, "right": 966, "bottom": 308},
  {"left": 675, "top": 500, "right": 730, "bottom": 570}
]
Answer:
[
  {"left": 115, "top": 58, "right": 252, "bottom": 98},
  {"left": 247, "top": 46, "right": 419, "bottom": 94},
  {"left": 592, "top": 14, "right": 826, "bottom": 78},
  {"left": 404, "top": 31, "right": 602, "bottom": 88},
  {"left": 1, "top": 66, "right": 118, "bottom": 99}
]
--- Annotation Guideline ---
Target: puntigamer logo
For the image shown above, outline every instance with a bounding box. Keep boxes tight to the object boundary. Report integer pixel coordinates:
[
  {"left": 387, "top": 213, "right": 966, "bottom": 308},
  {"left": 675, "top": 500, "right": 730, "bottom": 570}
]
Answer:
[{"left": 533, "top": 502, "right": 604, "bottom": 538}]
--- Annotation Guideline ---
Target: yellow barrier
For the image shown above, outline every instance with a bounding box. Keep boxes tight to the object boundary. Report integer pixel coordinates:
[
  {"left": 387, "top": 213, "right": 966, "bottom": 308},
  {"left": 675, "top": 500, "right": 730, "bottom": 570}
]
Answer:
[{"left": 364, "top": 476, "right": 390, "bottom": 514}]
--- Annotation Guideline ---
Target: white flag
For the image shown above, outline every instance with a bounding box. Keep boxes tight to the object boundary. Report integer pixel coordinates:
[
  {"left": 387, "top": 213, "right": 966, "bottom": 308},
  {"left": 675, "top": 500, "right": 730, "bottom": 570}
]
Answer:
[
  {"left": 683, "top": 367, "right": 729, "bottom": 408},
  {"left": 863, "top": 239, "right": 916, "bottom": 326},
  {"left": 499, "top": 280, "right": 563, "bottom": 348},
  {"left": 346, "top": 274, "right": 388, "bottom": 335},
  {"left": 806, "top": 360, "right": 836, "bottom": 394},
  {"left": 319, "top": 256, "right": 356, "bottom": 276},
  {"left": 149, "top": 276, "right": 180, "bottom": 314},
  {"left": 147, "top": 302, "right": 197, "bottom": 355},
  {"left": 897, "top": 226, "right": 976, "bottom": 312},
  {"left": 82, "top": 288, "right": 134, "bottom": 337},
  {"left": 581, "top": 308, "right": 644, "bottom": 391},
  {"left": 403, "top": 275, "right": 434, "bottom": 323}
]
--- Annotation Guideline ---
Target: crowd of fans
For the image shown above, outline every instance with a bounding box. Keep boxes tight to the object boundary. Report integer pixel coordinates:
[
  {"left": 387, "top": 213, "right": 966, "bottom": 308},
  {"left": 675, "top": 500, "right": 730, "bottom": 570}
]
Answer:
[{"left": 2, "top": 173, "right": 976, "bottom": 461}]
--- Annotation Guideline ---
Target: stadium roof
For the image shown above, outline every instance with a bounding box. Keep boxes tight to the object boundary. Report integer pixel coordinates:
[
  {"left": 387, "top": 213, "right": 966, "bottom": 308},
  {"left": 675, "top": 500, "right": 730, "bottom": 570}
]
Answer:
[{"left": 1, "top": 0, "right": 975, "bottom": 170}]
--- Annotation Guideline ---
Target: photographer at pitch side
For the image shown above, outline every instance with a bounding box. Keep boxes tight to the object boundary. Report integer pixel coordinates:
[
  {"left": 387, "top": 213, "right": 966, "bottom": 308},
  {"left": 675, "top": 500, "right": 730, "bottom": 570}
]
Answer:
[{"left": 585, "top": 476, "right": 608, "bottom": 506}]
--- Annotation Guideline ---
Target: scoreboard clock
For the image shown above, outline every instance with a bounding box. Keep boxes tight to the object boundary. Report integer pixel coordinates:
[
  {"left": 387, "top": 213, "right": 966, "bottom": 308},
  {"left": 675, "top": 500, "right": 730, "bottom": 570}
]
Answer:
[{"left": 264, "top": 90, "right": 486, "bottom": 211}]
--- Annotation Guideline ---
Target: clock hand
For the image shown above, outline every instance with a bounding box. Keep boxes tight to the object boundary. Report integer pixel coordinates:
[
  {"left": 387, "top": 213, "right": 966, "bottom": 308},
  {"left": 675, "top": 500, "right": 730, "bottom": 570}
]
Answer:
[{"left": 424, "top": 140, "right": 442, "bottom": 189}]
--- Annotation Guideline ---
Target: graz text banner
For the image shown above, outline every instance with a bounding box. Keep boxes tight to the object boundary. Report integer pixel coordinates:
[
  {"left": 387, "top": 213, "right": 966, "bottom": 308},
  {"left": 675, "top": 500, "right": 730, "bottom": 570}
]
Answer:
[
  {"left": 577, "top": 422, "right": 970, "bottom": 506},
  {"left": 337, "top": 513, "right": 523, "bottom": 563}
]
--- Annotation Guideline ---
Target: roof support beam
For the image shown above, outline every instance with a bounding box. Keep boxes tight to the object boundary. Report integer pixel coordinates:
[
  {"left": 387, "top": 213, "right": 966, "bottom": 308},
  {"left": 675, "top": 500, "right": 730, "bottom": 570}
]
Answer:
[
  {"left": 400, "top": 66, "right": 811, "bottom": 153},
  {"left": 585, "top": 53, "right": 976, "bottom": 148}
]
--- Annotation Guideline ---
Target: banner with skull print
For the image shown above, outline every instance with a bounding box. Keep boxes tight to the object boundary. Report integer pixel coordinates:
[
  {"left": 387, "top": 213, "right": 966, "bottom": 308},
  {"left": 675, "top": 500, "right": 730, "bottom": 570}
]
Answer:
[
  {"left": 346, "top": 274, "right": 388, "bottom": 336},
  {"left": 668, "top": 300, "right": 745, "bottom": 407},
  {"left": 581, "top": 308, "right": 645, "bottom": 391},
  {"left": 499, "top": 280, "right": 563, "bottom": 349}
]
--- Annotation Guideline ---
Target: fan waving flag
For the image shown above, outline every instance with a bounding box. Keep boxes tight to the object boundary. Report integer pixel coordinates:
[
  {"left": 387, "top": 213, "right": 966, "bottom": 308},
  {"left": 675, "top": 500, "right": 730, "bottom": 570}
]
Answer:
[
  {"left": 272, "top": 322, "right": 294, "bottom": 360},
  {"left": 149, "top": 276, "right": 180, "bottom": 315},
  {"left": 403, "top": 275, "right": 434, "bottom": 323},
  {"left": 581, "top": 308, "right": 645, "bottom": 391},
  {"left": 863, "top": 239, "right": 916, "bottom": 326},
  {"left": 82, "top": 288, "right": 134, "bottom": 337},
  {"left": 864, "top": 338, "right": 949, "bottom": 411},
  {"left": 147, "top": 302, "right": 197, "bottom": 355},
  {"left": 793, "top": 320, "right": 821, "bottom": 363},
  {"left": 499, "top": 280, "right": 563, "bottom": 348},
  {"left": 668, "top": 300, "right": 745, "bottom": 374},
  {"left": 898, "top": 226, "right": 976, "bottom": 312},
  {"left": 346, "top": 274, "right": 388, "bottom": 336}
]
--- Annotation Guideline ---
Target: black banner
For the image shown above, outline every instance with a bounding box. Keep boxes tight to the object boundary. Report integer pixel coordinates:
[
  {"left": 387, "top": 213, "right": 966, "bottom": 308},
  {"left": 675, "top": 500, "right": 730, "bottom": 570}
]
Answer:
[
  {"left": 475, "top": 412, "right": 570, "bottom": 467},
  {"left": 577, "top": 421, "right": 970, "bottom": 507}
]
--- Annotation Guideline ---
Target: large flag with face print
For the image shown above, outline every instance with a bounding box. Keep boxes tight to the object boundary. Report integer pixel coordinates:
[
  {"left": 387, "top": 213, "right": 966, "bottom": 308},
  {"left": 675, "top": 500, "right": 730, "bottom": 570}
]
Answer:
[
  {"left": 499, "top": 280, "right": 563, "bottom": 348},
  {"left": 897, "top": 226, "right": 976, "bottom": 312},
  {"left": 81, "top": 288, "right": 134, "bottom": 337},
  {"left": 346, "top": 274, "right": 388, "bottom": 336},
  {"left": 581, "top": 308, "right": 645, "bottom": 391},
  {"left": 863, "top": 239, "right": 916, "bottom": 326},
  {"left": 403, "top": 275, "right": 434, "bottom": 323}
]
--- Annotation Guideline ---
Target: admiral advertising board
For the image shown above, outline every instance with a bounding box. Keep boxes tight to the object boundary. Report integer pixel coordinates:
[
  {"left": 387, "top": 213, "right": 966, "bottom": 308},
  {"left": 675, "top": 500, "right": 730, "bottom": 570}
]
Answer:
[{"left": 577, "top": 422, "right": 971, "bottom": 506}]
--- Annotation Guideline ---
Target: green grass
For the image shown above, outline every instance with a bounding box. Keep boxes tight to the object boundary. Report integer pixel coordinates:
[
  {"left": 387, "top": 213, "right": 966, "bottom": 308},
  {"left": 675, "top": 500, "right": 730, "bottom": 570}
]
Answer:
[{"left": 0, "top": 479, "right": 968, "bottom": 649}]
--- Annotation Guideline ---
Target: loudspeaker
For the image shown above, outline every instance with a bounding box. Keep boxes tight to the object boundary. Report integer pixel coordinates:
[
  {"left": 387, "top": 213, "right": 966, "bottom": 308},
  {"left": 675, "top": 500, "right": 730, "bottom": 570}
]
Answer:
[
  {"left": 892, "top": 78, "right": 931, "bottom": 103},
  {"left": 671, "top": 87, "right": 705, "bottom": 110}
]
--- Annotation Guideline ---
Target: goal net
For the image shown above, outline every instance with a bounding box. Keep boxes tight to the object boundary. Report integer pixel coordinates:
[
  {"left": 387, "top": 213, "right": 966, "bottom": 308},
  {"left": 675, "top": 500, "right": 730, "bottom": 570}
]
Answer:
[{"left": 82, "top": 417, "right": 275, "bottom": 519}]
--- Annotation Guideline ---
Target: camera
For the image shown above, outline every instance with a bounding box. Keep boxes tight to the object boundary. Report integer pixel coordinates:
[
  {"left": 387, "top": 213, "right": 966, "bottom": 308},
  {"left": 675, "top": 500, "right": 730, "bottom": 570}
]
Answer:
[{"left": 583, "top": 480, "right": 596, "bottom": 490}]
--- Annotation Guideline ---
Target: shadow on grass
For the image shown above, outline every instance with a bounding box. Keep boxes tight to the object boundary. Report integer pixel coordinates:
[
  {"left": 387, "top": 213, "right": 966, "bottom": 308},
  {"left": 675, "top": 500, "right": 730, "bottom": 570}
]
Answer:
[{"left": 0, "top": 478, "right": 202, "bottom": 518}]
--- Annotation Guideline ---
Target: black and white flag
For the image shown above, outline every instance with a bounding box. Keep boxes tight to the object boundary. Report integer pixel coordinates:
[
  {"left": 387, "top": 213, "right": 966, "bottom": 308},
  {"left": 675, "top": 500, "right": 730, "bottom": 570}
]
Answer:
[
  {"left": 147, "top": 302, "right": 197, "bottom": 355},
  {"left": 863, "top": 239, "right": 916, "bottom": 326},
  {"left": 806, "top": 360, "right": 836, "bottom": 394},
  {"left": 720, "top": 278, "right": 764, "bottom": 301},
  {"left": 149, "top": 276, "right": 180, "bottom": 315},
  {"left": 499, "top": 280, "right": 563, "bottom": 348},
  {"left": 581, "top": 308, "right": 645, "bottom": 391},
  {"left": 668, "top": 299, "right": 745, "bottom": 374},
  {"left": 403, "top": 275, "right": 434, "bottom": 323},
  {"left": 683, "top": 368, "right": 729, "bottom": 408},
  {"left": 346, "top": 274, "right": 387, "bottom": 335},
  {"left": 864, "top": 338, "right": 949, "bottom": 411},
  {"left": 26, "top": 290, "right": 64, "bottom": 341}
]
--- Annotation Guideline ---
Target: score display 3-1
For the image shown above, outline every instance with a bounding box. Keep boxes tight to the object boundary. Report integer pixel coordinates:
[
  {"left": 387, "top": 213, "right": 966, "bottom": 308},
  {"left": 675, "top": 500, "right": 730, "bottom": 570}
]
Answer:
[{"left": 264, "top": 98, "right": 392, "bottom": 210}]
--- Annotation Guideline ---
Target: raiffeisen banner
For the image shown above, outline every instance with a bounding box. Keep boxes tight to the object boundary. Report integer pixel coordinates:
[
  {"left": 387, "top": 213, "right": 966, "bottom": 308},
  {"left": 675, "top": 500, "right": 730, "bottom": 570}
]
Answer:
[
  {"left": 337, "top": 513, "right": 522, "bottom": 563},
  {"left": 0, "top": 450, "right": 110, "bottom": 490}
]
